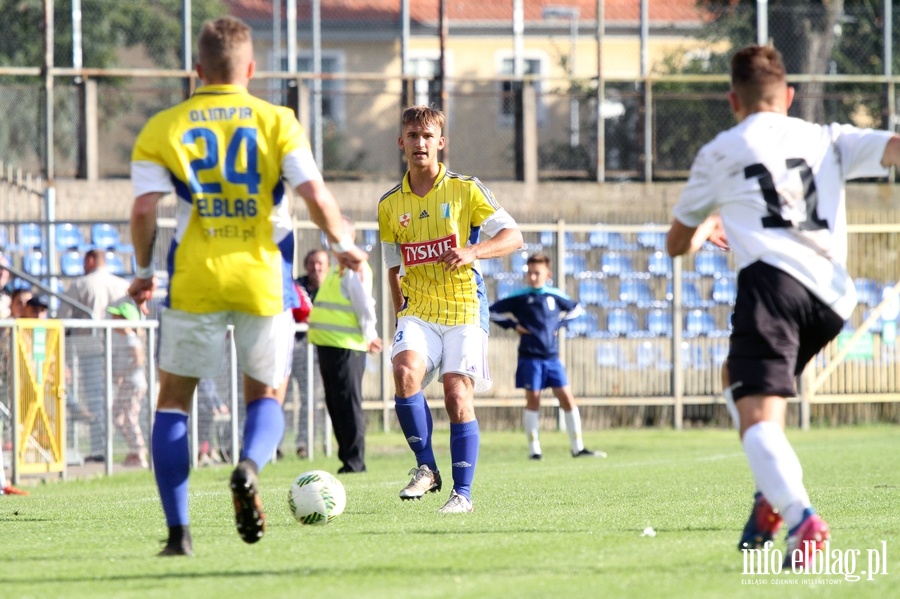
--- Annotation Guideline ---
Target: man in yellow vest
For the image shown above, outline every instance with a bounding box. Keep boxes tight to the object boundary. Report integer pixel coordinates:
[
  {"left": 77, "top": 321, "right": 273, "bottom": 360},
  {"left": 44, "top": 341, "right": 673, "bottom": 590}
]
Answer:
[{"left": 308, "top": 217, "right": 383, "bottom": 473}]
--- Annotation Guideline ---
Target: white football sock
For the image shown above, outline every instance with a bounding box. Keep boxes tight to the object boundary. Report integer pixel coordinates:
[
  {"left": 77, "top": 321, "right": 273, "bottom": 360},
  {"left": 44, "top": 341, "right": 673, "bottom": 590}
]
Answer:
[
  {"left": 523, "top": 409, "right": 541, "bottom": 456},
  {"left": 742, "top": 421, "right": 811, "bottom": 530},
  {"left": 564, "top": 407, "right": 584, "bottom": 453}
]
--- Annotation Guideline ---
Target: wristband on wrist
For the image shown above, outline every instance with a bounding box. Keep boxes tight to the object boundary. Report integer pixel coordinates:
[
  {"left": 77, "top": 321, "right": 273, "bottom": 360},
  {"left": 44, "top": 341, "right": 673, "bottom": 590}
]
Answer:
[
  {"left": 331, "top": 237, "right": 357, "bottom": 253},
  {"left": 134, "top": 264, "right": 154, "bottom": 279}
]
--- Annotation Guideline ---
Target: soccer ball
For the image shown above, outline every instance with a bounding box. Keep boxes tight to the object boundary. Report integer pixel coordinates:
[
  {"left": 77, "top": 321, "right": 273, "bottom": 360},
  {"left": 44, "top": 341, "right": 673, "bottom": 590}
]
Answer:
[{"left": 288, "top": 470, "right": 346, "bottom": 525}]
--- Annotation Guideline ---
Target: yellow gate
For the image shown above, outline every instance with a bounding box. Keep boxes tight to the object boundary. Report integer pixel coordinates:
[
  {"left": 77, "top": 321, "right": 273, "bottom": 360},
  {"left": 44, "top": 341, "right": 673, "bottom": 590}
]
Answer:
[{"left": 13, "top": 319, "right": 66, "bottom": 474}]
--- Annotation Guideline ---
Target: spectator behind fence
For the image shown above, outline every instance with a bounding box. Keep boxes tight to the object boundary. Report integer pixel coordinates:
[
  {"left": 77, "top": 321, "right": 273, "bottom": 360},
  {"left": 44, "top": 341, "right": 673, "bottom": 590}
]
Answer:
[
  {"left": 489, "top": 253, "right": 607, "bottom": 461},
  {"left": 378, "top": 105, "right": 523, "bottom": 513},
  {"left": 58, "top": 248, "right": 130, "bottom": 463},
  {"left": 107, "top": 301, "right": 148, "bottom": 469},
  {"left": 308, "top": 217, "right": 382, "bottom": 473},
  {"left": 290, "top": 248, "right": 328, "bottom": 458},
  {"left": 666, "top": 44, "right": 900, "bottom": 568},
  {"left": 127, "top": 16, "right": 367, "bottom": 556},
  {"left": 23, "top": 295, "right": 49, "bottom": 319}
]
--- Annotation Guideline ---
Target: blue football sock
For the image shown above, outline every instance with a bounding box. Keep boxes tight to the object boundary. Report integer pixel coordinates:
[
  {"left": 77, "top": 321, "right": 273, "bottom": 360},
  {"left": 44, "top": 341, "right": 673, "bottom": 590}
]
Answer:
[
  {"left": 394, "top": 392, "right": 437, "bottom": 471},
  {"left": 152, "top": 410, "right": 190, "bottom": 527},
  {"left": 240, "top": 397, "right": 285, "bottom": 471},
  {"left": 449, "top": 420, "right": 480, "bottom": 502}
]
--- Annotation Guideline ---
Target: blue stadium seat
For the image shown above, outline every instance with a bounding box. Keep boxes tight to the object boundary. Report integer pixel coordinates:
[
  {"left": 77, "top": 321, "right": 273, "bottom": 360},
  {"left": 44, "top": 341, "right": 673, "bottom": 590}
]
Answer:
[
  {"left": 509, "top": 251, "right": 528, "bottom": 275},
  {"left": 607, "top": 308, "right": 638, "bottom": 336},
  {"left": 578, "top": 279, "right": 610, "bottom": 306},
  {"left": 565, "top": 310, "right": 600, "bottom": 338},
  {"left": 61, "top": 250, "right": 84, "bottom": 276},
  {"left": 710, "top": 341, "right": 729, "bottom": 366},
  {"left": 646, "top": 308, "right": 672, "bottom": 337},
  {"left": 647, "top": 251, "right": 672, "bottom": 277},
  {"left": 91, "top": 223, "right": 121, "bottom": 251},
  {"left": 711, "top": 275, "right": 737, "bottom": 305},
  {"left": 855, "top": 278, "right": 880, "bottom": 307},
  {"left": 106, "top": 252, "right": 126, "bottom": 276},
  {"left": 17, "top": 223, "right": 43, "bottom": 251},
  {"left": 589, "top": 231, "right": 632, "bottom": 250},
  {"left": 618, "top": 279, "right": 655, "bottom": 307},
  {"left": 694, "top": 250, "right": 731, "bottom": 278},
  {"left": 685, "top": 309, "right": 717, "bottom": 337},
  {"left": 600, "top": 252, "right": 633, "bottom": 277},
  {"left": 361, "top": 229, "right": 378, "bottom": 251},
  {"left": 56, "top": 223, "right": 87, "bottom": 252},
  {"left": 635, "top": 341, "right": 661, "bottom": 369},
  {"left": 495, "top": 278, "right": 519, "bottom": 301},
  {"left": 539, "top": 231, "right": 555, "bottom": 247},
  {"left": 0, "top": 226, "right": 9, "bottom": 250},
  {"left": 637, "top": 229, "right": 667, "bottom": 250},
  {"left": 563, "top": 252, "right": 587, "bottom": 276},
  {"left": 23, "top": 251, "right": 48, "bottom": 276},
  {"left": 666, "top": 280, "right": 705, "bottom": 308},
  {"left": 478, "top": 258, "right": 503, "bottom": 278}
]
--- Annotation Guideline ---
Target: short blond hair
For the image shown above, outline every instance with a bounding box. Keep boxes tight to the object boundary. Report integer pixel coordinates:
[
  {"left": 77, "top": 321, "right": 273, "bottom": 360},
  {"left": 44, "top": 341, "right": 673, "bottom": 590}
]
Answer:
[
  {"left": 198, "top": 17, "right": 252, "bottom": 82},
  {"left": 401, "top": 105, "right": 445, "bottom": 133}
]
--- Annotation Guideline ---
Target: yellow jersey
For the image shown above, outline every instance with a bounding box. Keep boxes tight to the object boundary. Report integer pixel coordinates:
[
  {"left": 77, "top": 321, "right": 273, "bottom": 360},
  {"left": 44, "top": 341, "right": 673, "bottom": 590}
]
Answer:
[
  {"left": 132, "top": 84, "right": 303, "bottom": 315},
  {"left": 378, "top": 163, "right": 502, "bottom": 329}
]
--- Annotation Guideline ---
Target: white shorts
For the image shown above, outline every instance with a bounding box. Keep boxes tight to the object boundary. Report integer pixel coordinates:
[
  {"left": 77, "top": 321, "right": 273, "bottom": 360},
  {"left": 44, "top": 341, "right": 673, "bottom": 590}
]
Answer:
[
  {"left": 158, "top": 308, "right": 294, "bottom": 388},
  {"left": 390, "top": 316, "right": 492, "bottom": 393}
]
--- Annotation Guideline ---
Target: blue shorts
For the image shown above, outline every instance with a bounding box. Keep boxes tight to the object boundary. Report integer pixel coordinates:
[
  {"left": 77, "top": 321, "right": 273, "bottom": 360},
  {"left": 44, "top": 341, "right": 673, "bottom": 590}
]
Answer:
[{"left": 516, "top": 357, "right": 568, "bottom": 391}]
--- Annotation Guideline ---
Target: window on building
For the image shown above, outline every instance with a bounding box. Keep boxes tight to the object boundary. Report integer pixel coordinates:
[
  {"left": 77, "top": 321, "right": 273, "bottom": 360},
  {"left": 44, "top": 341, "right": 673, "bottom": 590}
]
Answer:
[
  {"left": 498, "top": 56, "right": 546, "bottom": 127},
  {"left": 280, "top": 52, "right": 346, "bottom": 126}
]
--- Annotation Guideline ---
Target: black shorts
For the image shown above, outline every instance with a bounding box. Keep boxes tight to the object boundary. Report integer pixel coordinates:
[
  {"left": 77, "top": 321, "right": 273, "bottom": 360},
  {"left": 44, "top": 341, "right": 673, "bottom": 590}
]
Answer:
[{"left": 728, "top": 261, "right": 844, "bottom": 401}]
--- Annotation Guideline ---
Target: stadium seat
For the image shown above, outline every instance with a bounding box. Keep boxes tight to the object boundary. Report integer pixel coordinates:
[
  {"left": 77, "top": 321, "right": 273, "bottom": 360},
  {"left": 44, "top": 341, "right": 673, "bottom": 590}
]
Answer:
[
  {"left": 855, "top": 278, "right": 880, "bottom": 307},
  {"left": 637, "top": 229, "right": 667, "bottom": 251},
  {"left": 55, "top": 223, "right": 87, "bottom": 252},
  {"left": 17, "top": 223, "right": 43, "bottom": 251},
  {"left": 23, "top": 251, "right": 48, "bottom": 276},
  {"left": 635, "top": 341, "right": 660, "bottom": 369},
  {"left": 361, "top": 229, "right": 378, "bottom": 251},
  {"left": 711, "top": 275, "right": 737, "bottom": 305},
  {"left": 478, "top": 258, "right": 503, "bottom": 278},
  {"left": 694, "top": 250, "right": 731, "bottom": 278},
  {"left": 509, "top": 251, "right": 528, "bottom": 275},
  {"left": 577, "top": 279, "right": 611, "bottom": 306},
  {"left": 589, "top": 231, "right": 632, "bottom": 250},
  {"left": 563, "top": 252, "right": 587, "bottom": 276},
  {"left": 618, "top": 279, "right": 655, "bottom": 307},
  {"left": 106, "top": 252, "right": 126, "bottom": 276},
  {"left": 539, "top": 231, "right": 555, "bottom": 247},
  {"left": 647, "top": 251, "right": 672, "bottom": 277},
  {"left": 600, "top": 252, "right": 634, "bottom": 277},
  {"left": 495, "top": 278, "right": 520, "bottom": 301},
  {"left": 710, "top": 341, "right": 729, "bottom": 366},
  {"left": 565, "top": 310, "right": 600, "bottom": 338},
  {"left": 685, "top": 309, "right": 717, "bottom": 337},
  {"left": 607, "top": 308, "right": 638, "bottom": 336},
  {"left": 666, "top": 280, "right": 705, "bottom": 308},
  {"left": 646, "top": 308, "right": 673, "bottom": 337},
  {"left": 0, "top": 226, "right": 9, "bottom": 250},
  {"left": 60, "top": 250, "right": 84, "bottom": 276},
  {"left": 91, "top": 223, "right": 121, "bottom": 251}
]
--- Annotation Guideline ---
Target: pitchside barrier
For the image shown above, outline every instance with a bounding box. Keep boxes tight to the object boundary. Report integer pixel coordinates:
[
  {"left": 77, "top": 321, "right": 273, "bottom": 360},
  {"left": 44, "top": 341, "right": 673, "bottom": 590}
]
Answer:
[{"left": 3, "top": 221, "right": 900, "bottom": 482}]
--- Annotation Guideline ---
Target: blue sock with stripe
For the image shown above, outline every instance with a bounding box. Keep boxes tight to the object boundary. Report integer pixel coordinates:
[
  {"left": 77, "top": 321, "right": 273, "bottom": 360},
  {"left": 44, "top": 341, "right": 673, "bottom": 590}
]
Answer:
[
  {"left": 240, "top": 397, "right": 284, "bottom": 471},
  {"left": 152, "top": 410, "right": 190, "bottom": 527},
  {"left": 394, "top": 392, "right": 437, "bottom": 471},
  {"left": 449, "top": 420, "right": 480, "bottom": 502}
]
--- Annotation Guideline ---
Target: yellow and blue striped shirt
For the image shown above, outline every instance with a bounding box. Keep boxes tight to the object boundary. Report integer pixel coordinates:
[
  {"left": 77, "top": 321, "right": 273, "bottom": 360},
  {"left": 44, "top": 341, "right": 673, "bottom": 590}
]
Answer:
[
  {"left": 378, "top": 163, "right": 504, "bottom": 329},
  {"left": 132, "top": 84, "right": 303, "bottom": 315}
]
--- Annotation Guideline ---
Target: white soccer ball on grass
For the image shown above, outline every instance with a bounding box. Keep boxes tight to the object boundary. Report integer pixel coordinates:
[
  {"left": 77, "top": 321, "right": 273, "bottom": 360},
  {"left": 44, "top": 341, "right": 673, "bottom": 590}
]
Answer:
[{"left": 288, "top": 470, "right": 346, "bottom": 525}]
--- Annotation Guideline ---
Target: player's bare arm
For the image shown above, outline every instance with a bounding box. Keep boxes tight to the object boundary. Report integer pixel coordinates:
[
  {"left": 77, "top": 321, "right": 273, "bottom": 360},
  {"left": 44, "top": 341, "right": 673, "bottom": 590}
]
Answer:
[
  {"left": 440, "top": 227, "right": 524, "bottom": 271},
  {"left": 387, "top": 265, "right": 404, "bottom": 315},
  {"left": 129, "top": 191, "right": 163, "bottom": 314},
  {"left": 880, "top": 134, "right": 900, "bottom": 167},
  {"left": 296, "top": 178, "right": 368, "bottom": 272},
  {"left": 666, "top": 214, "right": 727, "bottom": 257}
]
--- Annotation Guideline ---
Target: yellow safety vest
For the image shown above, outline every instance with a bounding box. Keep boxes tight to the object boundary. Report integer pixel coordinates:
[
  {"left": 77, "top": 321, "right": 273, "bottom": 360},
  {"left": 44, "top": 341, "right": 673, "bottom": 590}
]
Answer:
[{"left": 307, "top": 264, "right": 369, "bottom": 351}]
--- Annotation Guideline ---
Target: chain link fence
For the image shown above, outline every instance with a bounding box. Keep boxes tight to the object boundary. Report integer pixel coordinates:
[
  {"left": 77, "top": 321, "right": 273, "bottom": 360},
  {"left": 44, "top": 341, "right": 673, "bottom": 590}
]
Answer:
[{"left": 3, "top": 1, "right": 900, "bottom": 181}]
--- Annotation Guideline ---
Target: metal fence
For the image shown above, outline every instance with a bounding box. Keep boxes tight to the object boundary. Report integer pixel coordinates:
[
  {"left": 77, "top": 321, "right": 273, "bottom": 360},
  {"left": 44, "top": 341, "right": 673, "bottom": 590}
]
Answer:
[{"left": 4, "top": 2, "right": 900, "bottom": 181}]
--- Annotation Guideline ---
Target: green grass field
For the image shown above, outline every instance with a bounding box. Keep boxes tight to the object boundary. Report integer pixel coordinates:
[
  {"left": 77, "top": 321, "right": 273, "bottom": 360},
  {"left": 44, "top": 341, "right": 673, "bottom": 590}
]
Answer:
[{"left": 2, "top": 426, "right": 899, "bottom": 598}]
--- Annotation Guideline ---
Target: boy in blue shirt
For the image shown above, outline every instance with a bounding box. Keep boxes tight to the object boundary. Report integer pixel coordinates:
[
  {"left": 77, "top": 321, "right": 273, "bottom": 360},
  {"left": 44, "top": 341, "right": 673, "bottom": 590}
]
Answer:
[{"left": 490, "top": 253, "right": 606, "bottom": 460}]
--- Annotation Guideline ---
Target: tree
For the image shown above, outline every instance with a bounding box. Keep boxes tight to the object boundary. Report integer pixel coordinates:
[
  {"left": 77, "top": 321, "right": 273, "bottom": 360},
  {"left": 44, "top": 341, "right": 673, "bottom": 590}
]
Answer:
[{"left": 0, "top": 0, "right": 225, "bottom": 175}]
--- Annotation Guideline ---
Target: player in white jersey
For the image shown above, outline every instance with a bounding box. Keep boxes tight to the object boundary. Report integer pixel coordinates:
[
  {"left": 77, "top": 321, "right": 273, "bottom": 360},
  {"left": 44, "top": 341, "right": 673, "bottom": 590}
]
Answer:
[{"left": 666, "top": 45, "right": 900, "bottom": 568}]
